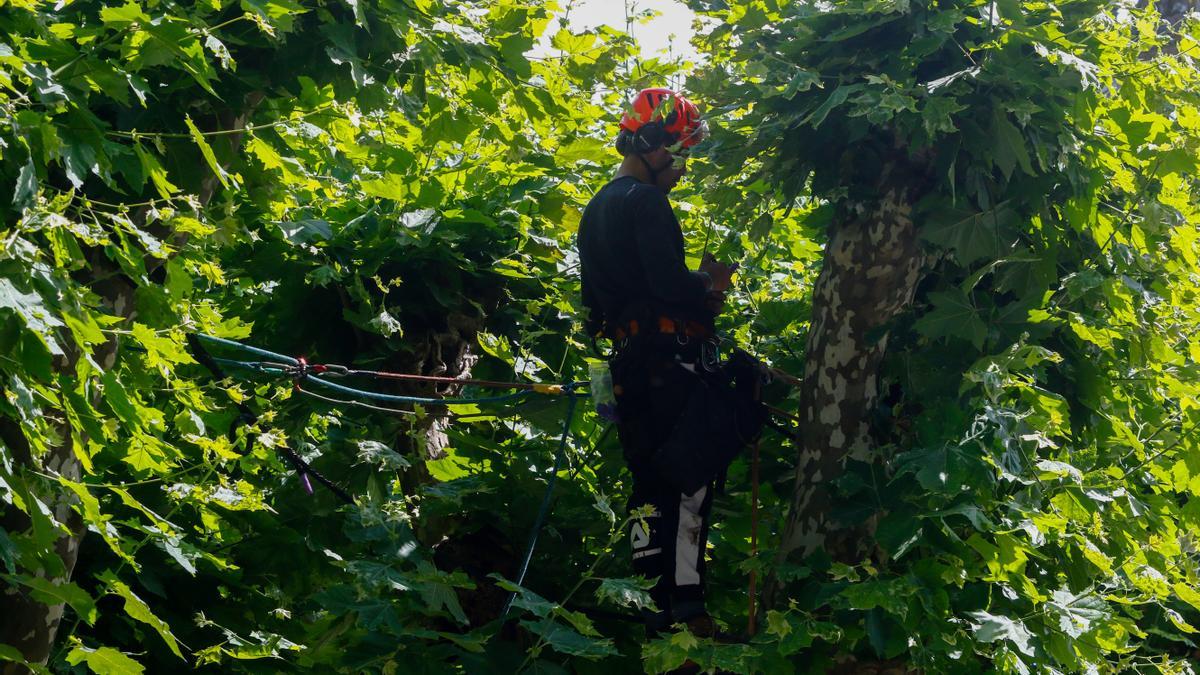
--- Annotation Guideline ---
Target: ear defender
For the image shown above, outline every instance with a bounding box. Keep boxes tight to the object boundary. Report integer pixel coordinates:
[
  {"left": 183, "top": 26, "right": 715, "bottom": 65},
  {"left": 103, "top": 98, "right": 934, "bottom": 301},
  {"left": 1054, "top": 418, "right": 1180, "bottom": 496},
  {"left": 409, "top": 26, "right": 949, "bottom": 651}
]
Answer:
[{"left": 634, "top": 120, "right": 668, "bottom": 153}]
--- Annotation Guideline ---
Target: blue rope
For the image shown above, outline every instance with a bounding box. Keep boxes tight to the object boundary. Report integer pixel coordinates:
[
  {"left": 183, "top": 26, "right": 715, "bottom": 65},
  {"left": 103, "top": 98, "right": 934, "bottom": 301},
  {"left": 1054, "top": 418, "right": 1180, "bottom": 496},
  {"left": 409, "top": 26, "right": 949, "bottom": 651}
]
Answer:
[
  {"left": 301, "top": 373, "right": 536, "bottom": 406},
  {"left": 199, "top": 335, "right": 568, "bottom": 406},
  {"left": 211, "top": 357, "right": 290, "bottom": 374},
  {"left": 505, "top": 393, "right": 580, "bottom": 615},
  {"left": 195, "top": 333, "right": 299, "bottom": 365}
]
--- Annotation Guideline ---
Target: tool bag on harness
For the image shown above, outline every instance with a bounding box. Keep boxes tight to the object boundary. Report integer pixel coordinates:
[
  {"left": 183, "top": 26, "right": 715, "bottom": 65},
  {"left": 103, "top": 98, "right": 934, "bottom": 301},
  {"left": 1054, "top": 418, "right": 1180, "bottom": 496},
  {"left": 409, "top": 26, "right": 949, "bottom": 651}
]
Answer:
[
  {"left": 613, "top": 338, "right": 767, "bottom": 497},
  {"left": 651, "top": 349, "right": 767, "bottom": 496}
]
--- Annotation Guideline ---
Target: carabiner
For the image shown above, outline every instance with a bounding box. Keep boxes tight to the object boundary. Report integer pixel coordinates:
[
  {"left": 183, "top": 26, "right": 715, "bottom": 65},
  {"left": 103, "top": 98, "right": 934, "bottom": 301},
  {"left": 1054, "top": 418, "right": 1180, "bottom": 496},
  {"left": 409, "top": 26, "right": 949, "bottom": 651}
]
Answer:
[{"left": 700, "top": 339, "right": 721, "bottom": 373}]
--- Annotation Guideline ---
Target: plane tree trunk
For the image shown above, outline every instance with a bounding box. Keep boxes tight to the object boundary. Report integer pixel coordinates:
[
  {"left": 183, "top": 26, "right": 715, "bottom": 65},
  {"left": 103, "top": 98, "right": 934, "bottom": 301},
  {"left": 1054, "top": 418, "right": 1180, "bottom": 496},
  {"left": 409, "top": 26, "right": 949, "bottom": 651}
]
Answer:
[{"left": 768, "top": 149, "right": 931, "bottom": 606}]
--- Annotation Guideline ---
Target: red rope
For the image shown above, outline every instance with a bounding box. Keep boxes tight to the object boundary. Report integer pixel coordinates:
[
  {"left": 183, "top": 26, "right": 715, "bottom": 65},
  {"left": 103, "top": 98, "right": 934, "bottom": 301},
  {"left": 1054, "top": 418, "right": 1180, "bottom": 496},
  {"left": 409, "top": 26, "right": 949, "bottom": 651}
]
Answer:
[
  {"left": 347, "top": 370, "right": 543, "bottom": 389},
  {"left": 765, "top": 404, "right": 801, "bottom": 425}
]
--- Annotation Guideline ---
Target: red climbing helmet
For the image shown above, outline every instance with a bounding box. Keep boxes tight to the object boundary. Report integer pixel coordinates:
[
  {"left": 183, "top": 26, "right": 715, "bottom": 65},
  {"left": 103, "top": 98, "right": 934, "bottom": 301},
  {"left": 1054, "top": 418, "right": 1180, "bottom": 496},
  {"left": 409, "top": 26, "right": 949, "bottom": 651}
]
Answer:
[{"left": 619, "top": 87, "right": 708, "bottom": 150}]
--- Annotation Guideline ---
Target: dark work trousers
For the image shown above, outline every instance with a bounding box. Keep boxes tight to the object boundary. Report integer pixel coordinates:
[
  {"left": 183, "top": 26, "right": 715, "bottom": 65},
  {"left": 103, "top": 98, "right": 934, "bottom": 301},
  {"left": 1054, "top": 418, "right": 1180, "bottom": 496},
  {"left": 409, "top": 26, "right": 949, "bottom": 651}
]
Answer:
[{"left": 611, "top": 338, "right": 715, "bottom": 634}]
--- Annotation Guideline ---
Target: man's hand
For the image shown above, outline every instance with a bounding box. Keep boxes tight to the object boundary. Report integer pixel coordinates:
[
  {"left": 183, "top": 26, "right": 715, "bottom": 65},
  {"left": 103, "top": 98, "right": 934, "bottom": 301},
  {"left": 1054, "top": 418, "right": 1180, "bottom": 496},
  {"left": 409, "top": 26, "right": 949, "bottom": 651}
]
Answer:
[{"left": 699, "top": 253, "right": 736, "bottom": 292}]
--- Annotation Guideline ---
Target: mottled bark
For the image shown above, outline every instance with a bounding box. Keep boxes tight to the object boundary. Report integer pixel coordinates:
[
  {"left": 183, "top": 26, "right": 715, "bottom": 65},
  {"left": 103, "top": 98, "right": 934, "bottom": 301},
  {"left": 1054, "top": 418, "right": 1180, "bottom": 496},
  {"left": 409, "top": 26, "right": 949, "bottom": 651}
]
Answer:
[
  {"left": 0, "top": 418, "right": 85, "bottom": 672},
  {"left": 0, "top": 99, "right": 260, "bottom": 670},
  {"left": 768, "top": 156, "right": 927, "bottom": 607},
  {"left": 419, "top": 313, "right": 482, "bottom": 459}
]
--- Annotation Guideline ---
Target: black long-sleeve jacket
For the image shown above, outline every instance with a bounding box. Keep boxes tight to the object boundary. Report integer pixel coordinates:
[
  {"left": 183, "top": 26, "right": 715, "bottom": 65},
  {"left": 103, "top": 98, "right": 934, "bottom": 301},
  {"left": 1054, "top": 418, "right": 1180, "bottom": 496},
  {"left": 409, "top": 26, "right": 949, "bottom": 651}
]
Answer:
[{"left": 577, "top": 176, "right": 711, "bottom": 335}]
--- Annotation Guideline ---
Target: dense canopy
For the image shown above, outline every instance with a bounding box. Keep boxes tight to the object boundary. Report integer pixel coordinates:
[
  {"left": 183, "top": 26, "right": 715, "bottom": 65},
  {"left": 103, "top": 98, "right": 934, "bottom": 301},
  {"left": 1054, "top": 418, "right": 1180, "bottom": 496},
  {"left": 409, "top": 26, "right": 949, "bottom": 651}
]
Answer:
[{"left": 1, "top": 0, "right": 1198, "bottom": 673}]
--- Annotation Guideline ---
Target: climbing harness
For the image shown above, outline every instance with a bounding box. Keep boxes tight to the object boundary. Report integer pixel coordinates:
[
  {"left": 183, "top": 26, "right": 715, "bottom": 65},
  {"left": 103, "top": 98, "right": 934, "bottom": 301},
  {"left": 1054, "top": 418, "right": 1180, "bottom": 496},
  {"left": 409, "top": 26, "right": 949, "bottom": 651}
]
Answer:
[{"left": 605, "top": 316, "right": 712, "bottom": 343}]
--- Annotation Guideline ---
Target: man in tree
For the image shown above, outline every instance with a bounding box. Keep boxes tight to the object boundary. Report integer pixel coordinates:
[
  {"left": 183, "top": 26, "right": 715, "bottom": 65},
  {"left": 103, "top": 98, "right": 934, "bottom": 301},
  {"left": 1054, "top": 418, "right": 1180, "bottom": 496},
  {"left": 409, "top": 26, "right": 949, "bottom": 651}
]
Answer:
[{"left": 578, "top": 88, "right": 756, "bottom": 640}]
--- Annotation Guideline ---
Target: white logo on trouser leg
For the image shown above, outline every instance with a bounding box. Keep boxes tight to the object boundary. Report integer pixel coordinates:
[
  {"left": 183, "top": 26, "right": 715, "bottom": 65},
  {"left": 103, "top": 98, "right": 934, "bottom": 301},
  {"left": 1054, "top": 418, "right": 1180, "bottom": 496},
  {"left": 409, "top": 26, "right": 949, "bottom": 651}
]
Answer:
[
  {"left": 675, "top": 487, "right": 707, "bottom": 586},
  {"left": 631, "top": 522, "right": 650, "bottom": 549},
  {"left": 631, "top": 511, "right": 662, "bottom": 560}
]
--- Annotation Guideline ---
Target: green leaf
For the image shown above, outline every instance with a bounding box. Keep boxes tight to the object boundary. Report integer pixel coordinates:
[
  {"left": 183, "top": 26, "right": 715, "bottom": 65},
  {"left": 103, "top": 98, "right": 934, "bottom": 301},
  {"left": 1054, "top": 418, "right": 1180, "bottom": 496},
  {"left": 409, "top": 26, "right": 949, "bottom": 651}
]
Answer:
[
  {"left": 873, "top": 510, "right": 922, "bottom": 559},
  {"left": 865, "top": 608, "right": 888, "bottom": 658},
  {"left": 642, "top": 631, "right": 693, "bottom": 673},
  {"left": 782, "top": 70, "right": 821, "bottom": 98},
  {"left": 203, "top": 35, "right": 234, "bottom": 70},
  {"left": 803, "top": 84, "right": 863, "bottom": 129},
  {"left": 0, "top": 527, "right": 17, "bottom": 573},
  {"left": 1174, "top": 583, "right": 1200, "bottom": 613},
  {"left": 1036, "top": 460, "right": 1082, "bottom": 482},
  {"left": 519, "top": 619, "right": 618, "bottom": 659},
  {"left": 361, "top": 173, "right": 409, "bottom": 201},
  {"left": 132, "top": 143, "right": 178, "bottom": 199},
  {"left": 400, "top": 208, "right": 439, "bottom": 233},
  {"left": 921, "top": 96, "right": 967, "bottom": 136},
  {"left": 100, "top": 371, "right": 141, "bottom": 427},
  {"left": 1047, "top": 588, "right": 1109, "bottom": 639},
  {"left": 0, "top": 644, "right": 21, "bottom": 660},
  {"left": 968, "top": 611, "right": 1035, "bottom": 656},
  {"left": 936, "top": 503, "right": 995, "bottom": 532},
  {"left": 356, "top": 440, "right": 411, "bottom": 470},
  {"left": 991, "top": 108, "right": 1034, "bottom": 180},
  {"left": 130, "top": 324, "right": 194, "bottom": 369},
  {"left": 498, "top": 35, "right": 534, "bottom": 79},
  {"left": 595, "top": 577, "right": 656, "bottom": 612},
  {"left": 555, "top": 137, "right": 608, "bottom": 164},
  {"left": 839, "top": 578, "right": 913, "bottom": 620},
  {"left": 1166, "top": 608, "right": 1198, "bottom": 634},
  {"left": 56, "top": 478, "right": 105, "bottom": 529},
  {"left": 99, "top": 3, "right": 150, "bottom": 27},
  {"left": 553, "top": 607, "right": 600, "bottom": 637},
  {"left": 490, "top": 574, "right": 555, "bottom": 618},
  {"left": 185, "top": 116, "right": 235, "bottom": 189},
  {"left": 100, "top": 572, "right": 183, "bottom": 658},
  {"left": 369, "top": 310, "right": 403, "bottom": 338},
  {"left": 13, "top": 157, "right": 37, "bottom": 207},
  {"left": 341, "top": 0, "right": 366, "bottom": 25},
  {"left": 894, "top": 446, "right": 957, "bottom": 492},
  {"left": 4, "top": 574, "right": 97, "bottom": 625},
  {"left": 476, "top": 331, "right": 515, "bottom": 364},
  {"left": 276, "top": 219, "right": 332, "bottom": 244},
  {"left": 919, "top": 202, "right": 1018, "bottom": 265},
  {"left": 66, "top": 646, "right": 144, "bottom": 675},
  {"left": 419, "top": 580, "right": 469, "bottom": 625},
  {"left": 550, "top": 28, "right": 595, "bottom": 55},
  {"left": 913, "top": 288, "right": 987, "bottom": 348},
  {"left": 0, "top": 644, "right": 31, "bottom": 666},
  {"left": 24, "top": 65, "right": 67, "bottom": 104},
  {"left": 6, "top": 374, "right": 40, "bottom": 422}
]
